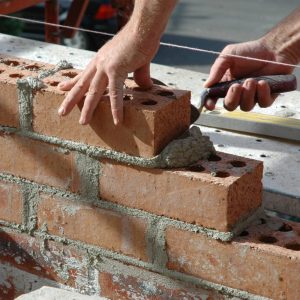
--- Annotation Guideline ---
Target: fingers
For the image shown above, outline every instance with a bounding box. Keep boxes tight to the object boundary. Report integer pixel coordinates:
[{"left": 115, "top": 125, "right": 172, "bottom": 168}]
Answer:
[
  {"left": 58, "top": 74, "right": 80, "bottom": 91},
  {"left": 224, "top": 84, "right": 243, "bottom": 111},
  {"left": 221, "top": 79, "right": 275, "bottom": 112},
  {"left": 205, "top": 98, "right": 218, "bottom": 110},
  {"left": 79, "top": 70, "right": 108, "bottom": 125},
  {"left": 58, "top": 67, "right": 96, "bottom": 117},
  {"left": 240, "top": 79, "right": 257, "bottom": 111},
  {"left": 204, "top": 56, "right": 232, "bottom": 88},
  {"left": 134, "top": 63, "right": 153, "bottom": 89},
  {"left": 108, "top": 74, "right": 125, "bottom": 125},
  {"left": 257, "top": 80, "right": 275, "bottom": 107}
]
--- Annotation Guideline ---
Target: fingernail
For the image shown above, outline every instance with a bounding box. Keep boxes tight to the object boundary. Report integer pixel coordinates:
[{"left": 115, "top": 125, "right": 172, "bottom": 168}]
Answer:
[
  {"left": 79, "top": 117, "right": 86, "bottom": 125},
  {"left": 58, "top": 107, "right": 65, "bottom": 116},
  {"left": 113, "top": 117, "right": 119, "bottom": 126}
]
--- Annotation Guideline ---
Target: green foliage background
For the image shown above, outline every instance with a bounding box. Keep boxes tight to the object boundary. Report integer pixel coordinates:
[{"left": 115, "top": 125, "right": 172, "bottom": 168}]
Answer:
[{"left": 0, "top": 18, "right": 24, "bottom": 35}]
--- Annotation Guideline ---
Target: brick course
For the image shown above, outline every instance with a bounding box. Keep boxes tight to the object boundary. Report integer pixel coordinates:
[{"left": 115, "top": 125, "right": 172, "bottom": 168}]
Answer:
[
  {"left": 99, "top": 152, "right": 263, "bottom": 231},
  {"left": 166, "top": 216, "right": 300, "bottom": 299},
  {"left": 0, "top": 133, "right": 80, "bottom": 192},
  {"left": 37, "top": 194, "right": 149, "bottom": 262},
  {"left": 33, "top": 74, "right": 191, "bottom": 158}
]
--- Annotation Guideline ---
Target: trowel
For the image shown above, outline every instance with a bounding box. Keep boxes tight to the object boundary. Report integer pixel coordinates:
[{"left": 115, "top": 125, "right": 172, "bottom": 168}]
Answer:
[{"left": 190, "top": 74, "right": 297, "bottom": 124}]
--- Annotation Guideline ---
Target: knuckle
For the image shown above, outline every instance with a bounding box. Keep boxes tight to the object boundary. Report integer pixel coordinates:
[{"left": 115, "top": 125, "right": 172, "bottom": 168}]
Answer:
[{"left": 87, "top": 89, "right": 99, "bottom": 96}]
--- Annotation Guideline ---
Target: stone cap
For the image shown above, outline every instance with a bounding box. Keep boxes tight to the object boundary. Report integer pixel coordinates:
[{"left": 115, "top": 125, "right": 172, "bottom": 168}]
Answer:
[{"left": 15, "top": 286, "right": 108, "bottom": 300}]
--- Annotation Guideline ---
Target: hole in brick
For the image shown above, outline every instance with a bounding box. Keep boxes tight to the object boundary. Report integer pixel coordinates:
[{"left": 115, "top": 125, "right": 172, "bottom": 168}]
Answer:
[
  {"left": 259, "top": 235, "right": 277, "bottom": 244},
  {"left": 103, "top": 88, "right": 109, "bottom": 95},
  {"left": 278, "top": 223, "right": 293, "bottom": 232},
  {"left": 151, "top": 78, "right": 167, "bottom": 86},
  {"left": 9, "top": 73, "right": 23, "bottom": 78},
  {"left": 3, "top": 60, "right": 19, "bottom": 66},
  {"left": 188, "top": 165, "right": 205, "bottom": 172},
  {"left": 214, "top": 171, "right": 230, "bottom": 178},
  {"left": 123, "top": 94, "right": 133, "bottom": 101},
  {"left": 133, "top": 86, "right": 150, "bottom": 92},
  {"left": 239, "top": 230, "right": 249, "bottom": 237},
  {"left": 215, "top": 129, "right": 221, "bottom": 133},
  {"left": 256, "top": 139, "right": 263, "bottom": 142},
  {"left": 230, "top": 160, "right": 246, "bottom": 168},
  {"left": 62, "top": 71, "right": 78, "bottom": 78},
  {"left": 24, "top": 64, "right": 40, "bottom": 71},
  {"left": 285, "top": 243, "right": 300, "bottom": 251},
  {"left": 0, "top": 69, "right": 4, "bottom": 74},
  {"left": 141, "top": 100, "right": 157, "bottom": 106},
  {"left": 49, "top": 81, "right": 60, "bottom": 87},
  {"left": 208, "top": 154, "right": 222, "bottom": 161},
  {"left": 260, "top": 218, "right": 266, "bottom": 224},
  {"left": 156, "top": 90, "right": 176, "bottom": 98}
]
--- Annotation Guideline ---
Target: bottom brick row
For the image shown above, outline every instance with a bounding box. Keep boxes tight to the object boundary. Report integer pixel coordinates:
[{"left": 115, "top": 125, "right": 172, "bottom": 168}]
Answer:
[
  {"left": 1, "top": 210, "right": 300, "bottom": 299},
  {"left": 0, "top": 230, "right": 225, "bottom": 300}
]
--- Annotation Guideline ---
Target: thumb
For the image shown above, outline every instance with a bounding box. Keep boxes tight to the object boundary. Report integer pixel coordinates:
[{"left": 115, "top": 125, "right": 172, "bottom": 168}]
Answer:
[
  {"left": 133, "top": 63, "right": 153, "bottom": 89},
  {"left": 204, "top": 56, "right": 231, "bottom": 88}
]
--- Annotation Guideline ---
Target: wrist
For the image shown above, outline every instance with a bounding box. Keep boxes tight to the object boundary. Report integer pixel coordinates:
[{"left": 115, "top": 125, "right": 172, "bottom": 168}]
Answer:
[{"left": 260, "top": 10, "right": 300, "bottom": 65}]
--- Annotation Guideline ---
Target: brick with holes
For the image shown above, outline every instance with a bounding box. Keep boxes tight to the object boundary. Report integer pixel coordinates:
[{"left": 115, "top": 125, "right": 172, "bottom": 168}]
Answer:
[
  {"left": 0, "top": 54, "right": 50, "bottom": 128},
  {"left": 166, "top": 215, "right": 300, "bottom": 299},
  {"left": 99, "top": 152, "right": 263, "bottom": 232},
  {"left": 33, "top": 72, "right": 191, "bottom": 158}
]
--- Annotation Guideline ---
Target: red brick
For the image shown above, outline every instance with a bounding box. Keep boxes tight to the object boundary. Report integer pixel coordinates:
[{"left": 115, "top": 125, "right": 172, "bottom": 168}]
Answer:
[
  {"left": 0, "top": 133, "right": 80, "bottom": 192},
  {"left": 0, "top": 181, "right": 23, "bottom": 224},
  {"left": 0, "top": 230, "right": 89, "bottom": 290},
  {"left": 0, "top": 66, "right": 31, "bottom": 128},
  {"left": 37, "top": 194, "right": 149, "bottom": 261},
  {"left": 99, "top": 152, "right": 263, "bottom": 232},
  {"left": 166, "top": 216, "right": 300, "bottom": 299},
  {"left": 99, "top": 271, "right": 225, "bottom": 300},
  {"left": 33, "top": 73, "right": 191, "bottom": 158}
]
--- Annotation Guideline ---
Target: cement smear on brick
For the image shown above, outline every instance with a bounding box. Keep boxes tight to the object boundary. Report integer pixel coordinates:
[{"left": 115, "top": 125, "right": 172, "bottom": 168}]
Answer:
[{"left": 38, "top": 60, "right": 73, "bottom": 80}]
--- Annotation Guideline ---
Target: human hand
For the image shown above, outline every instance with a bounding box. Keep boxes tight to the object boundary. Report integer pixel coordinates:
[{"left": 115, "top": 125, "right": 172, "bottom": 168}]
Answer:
[
  {"left": 58, "top": 23, "right": 160, "bottom": 125},
  {"left": 204, "top": 39, "right": 294, "bottom": 111}
]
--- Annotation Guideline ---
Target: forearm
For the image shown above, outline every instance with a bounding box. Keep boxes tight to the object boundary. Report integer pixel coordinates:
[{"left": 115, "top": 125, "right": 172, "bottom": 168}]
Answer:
[
  {"left": 125, "top": 0, "right": 177, "bottom": 51},
  {"left": 261, "top": 7, "right": 300, "bottom": 64}
]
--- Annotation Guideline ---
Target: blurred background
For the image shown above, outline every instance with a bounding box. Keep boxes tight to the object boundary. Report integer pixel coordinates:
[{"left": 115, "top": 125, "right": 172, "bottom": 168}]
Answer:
[{"left": 1, "top": 0, "right": 299, "bottom": 77}]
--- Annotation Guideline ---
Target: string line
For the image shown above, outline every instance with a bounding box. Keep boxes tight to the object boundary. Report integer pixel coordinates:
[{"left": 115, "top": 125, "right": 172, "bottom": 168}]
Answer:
[{"left": 1, "top": 13, "right": 300, "bottom": 70}]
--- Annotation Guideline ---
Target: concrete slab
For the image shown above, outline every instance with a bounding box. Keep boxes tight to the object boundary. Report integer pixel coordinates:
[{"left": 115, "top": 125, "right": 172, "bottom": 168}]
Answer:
[
  {"left": 15, "top": 286, "right": 107, "bottom": 300},
  {"left": 0, "top": 33, "right": 299, "bottom": 215}
]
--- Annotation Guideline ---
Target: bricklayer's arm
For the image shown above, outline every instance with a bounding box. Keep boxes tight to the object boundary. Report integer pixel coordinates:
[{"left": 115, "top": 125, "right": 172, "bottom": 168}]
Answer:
[
  {"left": 204, "top": 6, "right": 300, "bottom": 112},
  {"left": 58, "top": 0, "right": 178, "bottom": 125}
]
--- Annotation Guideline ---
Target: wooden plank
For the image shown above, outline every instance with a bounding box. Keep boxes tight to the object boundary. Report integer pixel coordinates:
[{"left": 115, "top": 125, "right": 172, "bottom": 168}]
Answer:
[{"left": 196, "top": 108, "right": 300, "bottom": 141}]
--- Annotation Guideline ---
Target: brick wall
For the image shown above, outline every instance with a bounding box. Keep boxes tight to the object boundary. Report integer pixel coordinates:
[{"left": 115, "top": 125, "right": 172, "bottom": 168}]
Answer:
[{"left": 0, "top": 54, "right": 299, "bottom": 300}]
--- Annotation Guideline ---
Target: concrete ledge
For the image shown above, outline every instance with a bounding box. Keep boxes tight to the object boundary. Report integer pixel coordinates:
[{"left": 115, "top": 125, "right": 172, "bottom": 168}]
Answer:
[{"left": 15, "top": 286, "right": 107, "bottom": 300}]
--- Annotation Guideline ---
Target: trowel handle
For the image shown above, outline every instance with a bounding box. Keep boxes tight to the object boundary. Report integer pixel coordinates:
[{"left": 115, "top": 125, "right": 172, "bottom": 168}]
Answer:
[{"left": 205, "top": 74, "right": 297, "bottom": 99}]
